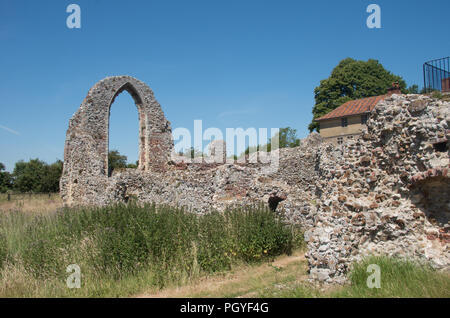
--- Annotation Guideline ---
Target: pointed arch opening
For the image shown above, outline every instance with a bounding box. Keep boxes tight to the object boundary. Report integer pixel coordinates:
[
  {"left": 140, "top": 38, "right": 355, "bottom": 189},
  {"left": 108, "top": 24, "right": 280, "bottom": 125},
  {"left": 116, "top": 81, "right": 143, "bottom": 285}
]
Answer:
[{"left": 107, "top": 83, "right": 146, "bottom": 177}]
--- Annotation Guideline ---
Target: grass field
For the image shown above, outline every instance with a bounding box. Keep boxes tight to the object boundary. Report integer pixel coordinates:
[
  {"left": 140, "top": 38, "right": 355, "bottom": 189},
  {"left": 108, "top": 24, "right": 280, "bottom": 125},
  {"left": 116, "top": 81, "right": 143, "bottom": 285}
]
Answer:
[
  {"left": 0, "top": 193, "right": 62, "bottom": 214},
  {"left": 0, "top": 194, "right": 448, "bottom": 298}
]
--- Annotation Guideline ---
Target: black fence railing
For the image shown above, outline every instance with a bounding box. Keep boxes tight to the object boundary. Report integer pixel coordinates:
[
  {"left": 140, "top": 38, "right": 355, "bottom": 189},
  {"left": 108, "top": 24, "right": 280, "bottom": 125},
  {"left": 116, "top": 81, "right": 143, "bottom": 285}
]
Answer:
[{"left": 423, "top": 56, "right": 450, "bottom": 93}]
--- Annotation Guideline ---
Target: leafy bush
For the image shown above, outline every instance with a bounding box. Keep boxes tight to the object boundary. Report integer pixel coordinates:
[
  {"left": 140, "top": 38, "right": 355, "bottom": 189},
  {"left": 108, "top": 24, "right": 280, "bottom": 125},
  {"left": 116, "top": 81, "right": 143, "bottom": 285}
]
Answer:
[
  {"left": 229, "top": 207, "right": 293, "bottom": 261},
  {"left": 197, "top": 211, "right": 235, "bottom": 272}
]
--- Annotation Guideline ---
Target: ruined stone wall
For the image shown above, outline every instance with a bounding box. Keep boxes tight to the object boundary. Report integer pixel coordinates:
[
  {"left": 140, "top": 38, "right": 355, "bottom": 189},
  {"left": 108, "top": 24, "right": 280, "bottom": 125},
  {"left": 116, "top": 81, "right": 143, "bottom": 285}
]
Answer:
[
  {"left": 60, "top": 76, "right": 173, "bottom": 206},
  {"left": 77, "top": 135, "right": 321, "bottom": 222},
  {"left": 306, "top": 94, "right": 449, "bottom": 283},
  {"left": 61, "top": 76, "right": 449, "bottom": 283}
]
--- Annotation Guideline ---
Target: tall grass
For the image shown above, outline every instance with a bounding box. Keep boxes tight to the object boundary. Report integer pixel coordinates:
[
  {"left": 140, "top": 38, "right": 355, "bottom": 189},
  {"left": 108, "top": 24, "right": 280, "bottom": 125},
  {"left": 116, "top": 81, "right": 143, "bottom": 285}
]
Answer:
[
  {"left": 331, "top": 256, "right": 450, "bottom": 298},
  {"left": 0, "top": 233, "right": 7, "bottom": 268},
  {"left": 0, "top": 203, "right": 303, "bottom": 297},
  {"left": 265, "top": 256, "right": 450, "bottom": 298}
]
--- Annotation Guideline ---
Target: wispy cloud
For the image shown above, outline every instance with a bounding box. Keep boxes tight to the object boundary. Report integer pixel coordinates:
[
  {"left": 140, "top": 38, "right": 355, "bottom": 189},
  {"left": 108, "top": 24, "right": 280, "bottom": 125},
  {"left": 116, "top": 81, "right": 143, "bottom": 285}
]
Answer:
[{"left": 0, "top": 124, "right": 20, "bottom": 135}]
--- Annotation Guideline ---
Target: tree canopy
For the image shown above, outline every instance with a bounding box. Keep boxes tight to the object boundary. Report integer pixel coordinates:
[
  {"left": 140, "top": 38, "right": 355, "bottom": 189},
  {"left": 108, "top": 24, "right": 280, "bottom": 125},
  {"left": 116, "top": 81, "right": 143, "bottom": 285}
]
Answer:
[
  {"left": 2, "top": 150, "right": 138, "bottom": 193},
  {"left": 308, "top": 58, "right": 408, "bottom": 132},
  {"left": 108, "top": 150, "right": 127, "bottom": 171},
  {"left": 243, "top": 126, "right": 300, "bottom": 155},
  {"left": 272, "top": 127, "right": 300, "bottom": 149},
  {"left": 12, "top": 159, "right": 63, "bottom": 193},
  {"left": 0, "top": 163, "right": 13, "bottom": 193},
  {"left": 108, "top": 150, "right": 139, "bottom": 175}
]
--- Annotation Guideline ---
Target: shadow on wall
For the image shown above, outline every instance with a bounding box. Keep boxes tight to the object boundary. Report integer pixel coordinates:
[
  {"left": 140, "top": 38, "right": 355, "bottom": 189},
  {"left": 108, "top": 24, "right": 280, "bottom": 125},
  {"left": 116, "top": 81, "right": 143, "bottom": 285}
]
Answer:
[{"left": 410, "top": 175, "right": 450, "bottom": 235}]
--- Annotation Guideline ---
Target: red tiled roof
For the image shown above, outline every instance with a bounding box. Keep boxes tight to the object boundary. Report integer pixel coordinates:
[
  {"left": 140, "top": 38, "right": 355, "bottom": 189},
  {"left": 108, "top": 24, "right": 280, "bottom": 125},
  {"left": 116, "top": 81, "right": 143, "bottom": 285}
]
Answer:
[{"left": 316, "top": 95, "right": 387, "bottom": 121}]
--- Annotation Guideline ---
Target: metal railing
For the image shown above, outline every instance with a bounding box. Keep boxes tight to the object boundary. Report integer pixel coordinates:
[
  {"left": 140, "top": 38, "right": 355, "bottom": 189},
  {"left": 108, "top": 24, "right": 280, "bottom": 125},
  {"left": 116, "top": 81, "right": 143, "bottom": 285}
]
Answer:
[{"left": 423, "top": 56, "right": 450, "bottom": 93}]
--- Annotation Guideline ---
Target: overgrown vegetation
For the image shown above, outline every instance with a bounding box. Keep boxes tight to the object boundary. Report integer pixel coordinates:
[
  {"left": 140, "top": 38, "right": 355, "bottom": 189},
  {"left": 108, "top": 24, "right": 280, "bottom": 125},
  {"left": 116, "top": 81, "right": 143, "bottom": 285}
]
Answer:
[
  {"left": 333, "top": 256, "right": 450, "bottom": 298},
  {"left": 1, "top": 201, "right": 447, "bottom": 298},
  {"left": 0, "top": 203, "right": 303, "bottom": 297}
]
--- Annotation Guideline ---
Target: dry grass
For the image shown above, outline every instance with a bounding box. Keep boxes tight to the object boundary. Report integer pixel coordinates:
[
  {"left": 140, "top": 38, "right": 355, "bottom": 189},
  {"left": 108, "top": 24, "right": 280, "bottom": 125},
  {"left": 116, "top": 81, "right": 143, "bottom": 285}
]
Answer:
[
  {"left": 0, "top": 193, "right": 62, "bottom": 214},
  {"left": 136, "top": 250, "right": 309, "bottom": 298}
]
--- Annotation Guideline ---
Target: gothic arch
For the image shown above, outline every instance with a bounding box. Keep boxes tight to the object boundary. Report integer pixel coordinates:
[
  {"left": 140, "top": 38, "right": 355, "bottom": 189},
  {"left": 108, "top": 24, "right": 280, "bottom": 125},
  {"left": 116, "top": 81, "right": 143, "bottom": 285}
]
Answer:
[
  {"left": 60, "top": 76, "right": 173, "bottom": 205},
  {"left": 107, "top": 82, "right": 145, "bottom": 174}
]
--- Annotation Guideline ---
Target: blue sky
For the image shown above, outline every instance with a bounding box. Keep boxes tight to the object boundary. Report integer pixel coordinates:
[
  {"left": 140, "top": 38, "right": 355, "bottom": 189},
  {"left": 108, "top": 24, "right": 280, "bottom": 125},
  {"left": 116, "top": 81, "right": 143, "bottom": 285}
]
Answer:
[{"left": 0, "top": 0, "right": 449, "bottom": 171}]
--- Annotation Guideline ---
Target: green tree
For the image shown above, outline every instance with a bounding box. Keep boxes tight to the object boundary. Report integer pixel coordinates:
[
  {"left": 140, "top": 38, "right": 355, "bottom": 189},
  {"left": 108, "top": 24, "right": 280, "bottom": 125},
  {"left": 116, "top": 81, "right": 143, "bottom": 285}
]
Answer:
[
  {"left": 13, "top": 159, "right": 47, "bottom": 192},
  {"left": 309, "top": 58, "right": 407, "bottom": 132},
  {"left": 243, "top": 126, "right": 300, "bottom": 156},
  {"left": 108, "top": 150, "right": 127, "bottom": 175},
  {"left": 42, "top": 160, "right": 63, "bottom": 192},
  {"left": 108, "top": 150, "right": 140, "bottom": 174},
  {"left": 271, "top": 127, "right": 300, "bottom": 150},
  {"left": 126, "top": 160, "right": 139, "bottom": 169},
  {"left": 406, "top": 85, "right": 419, "bottom": 94},
  {"left": 0, "top": 163, "right": 13, "bottom": 193},
  {"left": 12, "top": 159, "right": 62, "bottom": 193}
]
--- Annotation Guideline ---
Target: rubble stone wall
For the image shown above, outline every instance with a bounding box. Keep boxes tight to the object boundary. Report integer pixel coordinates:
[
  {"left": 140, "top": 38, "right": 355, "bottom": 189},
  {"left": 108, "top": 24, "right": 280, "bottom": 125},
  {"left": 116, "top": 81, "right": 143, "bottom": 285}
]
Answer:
[
  {"left": 61, "top": 76, "right": 449, "bottom": 283},
  {"left": 306, "top": 94, "right": 449, "bottom": 283},
  {"left": 60, "top": 76, "right": 173, "bottom": 206}
]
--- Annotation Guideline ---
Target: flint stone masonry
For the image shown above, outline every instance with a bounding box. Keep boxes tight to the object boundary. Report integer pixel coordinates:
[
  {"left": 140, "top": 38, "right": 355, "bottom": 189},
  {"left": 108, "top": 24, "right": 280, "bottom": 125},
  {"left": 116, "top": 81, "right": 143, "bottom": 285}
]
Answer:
[
  {"left": 306, "top": 93, "right": 450, "bottom": 283},
  {"left": 60, "top": 76, "right": 173, "bottom": 206},
  {"left": 61, "top": 77, "right": 449, "bottom": 283}
]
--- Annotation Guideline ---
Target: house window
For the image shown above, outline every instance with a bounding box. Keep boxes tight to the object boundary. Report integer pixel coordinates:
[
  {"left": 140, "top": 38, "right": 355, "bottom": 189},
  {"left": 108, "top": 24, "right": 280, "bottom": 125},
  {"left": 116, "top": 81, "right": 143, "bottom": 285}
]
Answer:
[
  {"left": 341, "top": 118, "right": 348, "bottom": 127},
  {"left": 337, "top": 137, "right": 343, "bottom": 145},
  {"left": 361, "top": 114, "right": 368, "bottom": 125}
]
